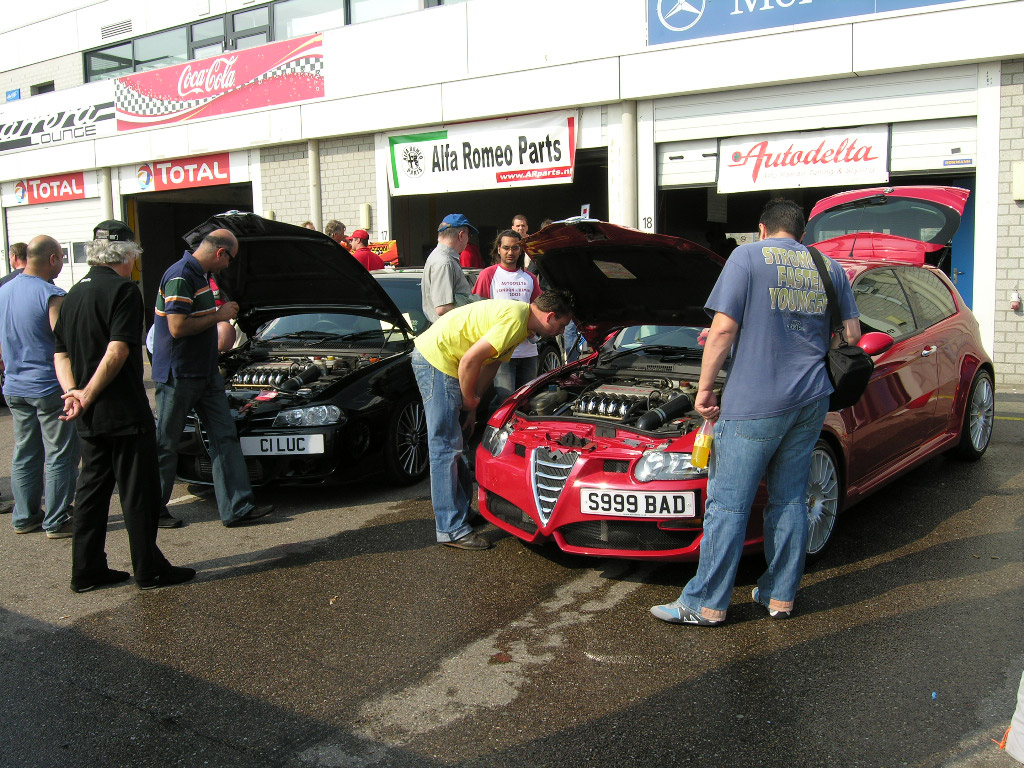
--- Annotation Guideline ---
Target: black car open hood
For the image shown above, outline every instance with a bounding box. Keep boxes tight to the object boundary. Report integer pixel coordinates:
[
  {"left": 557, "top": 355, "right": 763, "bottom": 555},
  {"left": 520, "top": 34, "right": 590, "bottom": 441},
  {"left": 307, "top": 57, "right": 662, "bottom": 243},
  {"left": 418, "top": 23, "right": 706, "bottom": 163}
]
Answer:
[
  {"left": 182, "top": 212, "right": 410, "bottom": 337},
  {"left": 527, "top": 219, "right": 724, "bottom": 335}
]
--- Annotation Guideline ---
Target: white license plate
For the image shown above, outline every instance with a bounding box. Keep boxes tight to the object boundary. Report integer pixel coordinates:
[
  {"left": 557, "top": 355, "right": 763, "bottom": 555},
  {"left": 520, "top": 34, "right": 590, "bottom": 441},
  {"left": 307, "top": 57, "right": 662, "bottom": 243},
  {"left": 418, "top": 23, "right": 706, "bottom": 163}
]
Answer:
[
  {"left": 240, "top": 434, "right": 325, "bottom": 456},
  {"left": 579, "top": 486, "right": 696, "bottom": 518}
]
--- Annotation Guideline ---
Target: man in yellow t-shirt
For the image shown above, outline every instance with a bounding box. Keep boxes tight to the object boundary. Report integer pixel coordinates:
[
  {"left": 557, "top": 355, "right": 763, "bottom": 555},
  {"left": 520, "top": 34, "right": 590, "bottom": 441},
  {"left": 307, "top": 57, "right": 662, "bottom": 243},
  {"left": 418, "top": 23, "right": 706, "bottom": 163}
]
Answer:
[{"left": 411, "top": 291, "right": 574, "bottom": 550}]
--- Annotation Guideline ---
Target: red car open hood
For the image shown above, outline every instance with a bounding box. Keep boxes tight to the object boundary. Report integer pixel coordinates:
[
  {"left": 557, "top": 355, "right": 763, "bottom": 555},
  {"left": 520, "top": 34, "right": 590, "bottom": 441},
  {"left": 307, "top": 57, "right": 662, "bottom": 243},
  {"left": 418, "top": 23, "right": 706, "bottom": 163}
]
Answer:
[
  {"left": 806, "top": 186, "right": 969, "bottom": 266},
  {"left": 526, "top": 219, "right": 724, "bottom": 345}
]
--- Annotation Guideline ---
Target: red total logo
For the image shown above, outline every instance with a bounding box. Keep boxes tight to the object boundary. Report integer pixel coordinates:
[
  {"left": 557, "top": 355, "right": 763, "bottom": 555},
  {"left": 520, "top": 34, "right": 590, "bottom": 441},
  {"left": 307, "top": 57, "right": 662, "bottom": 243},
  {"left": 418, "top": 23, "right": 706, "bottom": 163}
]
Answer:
[
  {"left": 177, "top": 56, "right": 238, "bottom": 99},
  {"left": 152, "top": 153, "right": 231, "bottom": 190},
  {"left": 19, "top": 173, "right": 87, "bottom": 205}
]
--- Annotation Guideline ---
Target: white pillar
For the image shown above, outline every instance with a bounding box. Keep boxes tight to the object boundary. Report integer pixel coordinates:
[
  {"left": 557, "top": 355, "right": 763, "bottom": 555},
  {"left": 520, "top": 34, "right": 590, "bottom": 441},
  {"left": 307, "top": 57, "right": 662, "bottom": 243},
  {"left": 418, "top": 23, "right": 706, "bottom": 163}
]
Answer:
[
  {"left": 620, "top": 100, "right": 638, "bottom": 229},
  {"left": 975, "top": 62, "right": 1000, "bottom": 357},
  {"left": 308, "top": 139, "right": 322, "bottom": 230},
  {"left": 98, "top": 167, "right": 113, "bottom": 220}
]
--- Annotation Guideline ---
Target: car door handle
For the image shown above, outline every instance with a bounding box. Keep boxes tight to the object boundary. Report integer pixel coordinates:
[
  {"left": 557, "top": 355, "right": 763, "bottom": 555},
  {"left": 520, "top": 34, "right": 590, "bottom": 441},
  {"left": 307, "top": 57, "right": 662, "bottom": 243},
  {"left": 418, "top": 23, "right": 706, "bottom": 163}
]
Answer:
[{"left": 921, "top": 345, "right": 937, "bottom": 357}]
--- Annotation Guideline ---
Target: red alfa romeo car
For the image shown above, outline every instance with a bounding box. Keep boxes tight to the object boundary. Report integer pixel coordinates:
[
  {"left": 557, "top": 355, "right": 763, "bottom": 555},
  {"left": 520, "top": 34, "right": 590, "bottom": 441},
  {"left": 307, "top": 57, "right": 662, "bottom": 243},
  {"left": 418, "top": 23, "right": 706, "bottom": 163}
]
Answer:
[{"left": 475, "top": 187, "right": 994, "bottom": 561}]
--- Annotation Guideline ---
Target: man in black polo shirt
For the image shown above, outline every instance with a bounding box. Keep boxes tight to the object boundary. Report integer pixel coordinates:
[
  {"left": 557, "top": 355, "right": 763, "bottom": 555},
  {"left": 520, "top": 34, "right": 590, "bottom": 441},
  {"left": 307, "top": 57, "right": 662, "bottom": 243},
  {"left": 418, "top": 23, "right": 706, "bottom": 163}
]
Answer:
[{"left": 54, "top": 220, "right": 194, "bottom": 592}]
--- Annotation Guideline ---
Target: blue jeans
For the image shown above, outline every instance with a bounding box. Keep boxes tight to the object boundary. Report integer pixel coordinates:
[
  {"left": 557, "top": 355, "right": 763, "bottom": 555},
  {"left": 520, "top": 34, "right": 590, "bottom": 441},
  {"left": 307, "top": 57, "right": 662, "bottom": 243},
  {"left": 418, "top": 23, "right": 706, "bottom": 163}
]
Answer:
[
  {"left": 564, "top": 321, "right": 581, "bottom": 363},
  {"left": 680, "top": 397, "right": 828, "bottom": 620},
  {"left": 8, "top": 392, "right": 80, "bottom": 532},
  {"left": 494, "top": 356, "right": 539, "bottom": 402},
  {"left": 154, "top": 373, "right": 255, "bottom": 524},
  {"left": 411, "top": 350, "right": 474, "bottom": 543}
]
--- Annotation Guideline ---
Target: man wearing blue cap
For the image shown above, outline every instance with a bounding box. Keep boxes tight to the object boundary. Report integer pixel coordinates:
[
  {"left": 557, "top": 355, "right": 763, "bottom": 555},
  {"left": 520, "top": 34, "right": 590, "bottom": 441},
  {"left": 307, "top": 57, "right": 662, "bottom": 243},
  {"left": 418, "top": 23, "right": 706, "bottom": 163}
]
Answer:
[{"left": 421, "top": 214, "right": 482, "bottom": 325}]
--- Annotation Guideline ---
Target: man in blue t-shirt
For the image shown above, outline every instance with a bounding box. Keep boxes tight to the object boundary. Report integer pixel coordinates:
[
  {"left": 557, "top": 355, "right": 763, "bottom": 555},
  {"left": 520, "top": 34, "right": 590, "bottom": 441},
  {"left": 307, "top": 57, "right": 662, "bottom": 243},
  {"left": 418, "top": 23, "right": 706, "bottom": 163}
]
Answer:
[
  {"left": 652, "top": 198, "right": 860, "bottom": 627},
  {"left": 0, "top": 235, "right": 80, "bottom": 537}
]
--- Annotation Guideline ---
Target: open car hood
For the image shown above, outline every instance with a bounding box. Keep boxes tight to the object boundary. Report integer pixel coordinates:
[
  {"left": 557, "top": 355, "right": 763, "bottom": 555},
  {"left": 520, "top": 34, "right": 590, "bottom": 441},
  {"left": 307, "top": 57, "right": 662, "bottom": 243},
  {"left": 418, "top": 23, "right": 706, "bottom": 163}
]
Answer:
[
  {"left": 527, "top": 219, "right": 724, "bottom": 343},
  {"left": 182, "top": 212, "right": 411, "bottom": 337},
  {"left": 806, "top": 186, "right": 969, "bottom": 266}
]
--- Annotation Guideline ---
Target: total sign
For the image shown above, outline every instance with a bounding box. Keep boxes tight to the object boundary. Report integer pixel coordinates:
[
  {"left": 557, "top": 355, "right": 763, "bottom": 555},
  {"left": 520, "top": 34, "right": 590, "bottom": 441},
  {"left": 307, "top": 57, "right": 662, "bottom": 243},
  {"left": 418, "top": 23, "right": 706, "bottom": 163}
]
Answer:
[
  {"left": 2, "top": 171, "right": 96, "bottom": 206},
  {"left": 124, "top": 151, "right": 249, "bottom": 193}
]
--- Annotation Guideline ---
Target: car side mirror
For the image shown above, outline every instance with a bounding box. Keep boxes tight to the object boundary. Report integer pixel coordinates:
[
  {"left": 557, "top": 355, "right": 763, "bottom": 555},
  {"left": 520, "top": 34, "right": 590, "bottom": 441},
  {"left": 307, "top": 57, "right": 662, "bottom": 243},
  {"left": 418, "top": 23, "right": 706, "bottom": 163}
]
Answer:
[{"left": 858, "top": 331, "right": 894, "bottom": 356}]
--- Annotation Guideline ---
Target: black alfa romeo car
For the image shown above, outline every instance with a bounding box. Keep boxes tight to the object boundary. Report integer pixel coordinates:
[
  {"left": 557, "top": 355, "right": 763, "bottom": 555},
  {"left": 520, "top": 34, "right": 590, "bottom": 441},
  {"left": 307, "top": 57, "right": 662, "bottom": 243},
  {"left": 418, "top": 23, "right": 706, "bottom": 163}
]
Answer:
[{"left": 172, "top": 212, "right": 428, "bottom": 487}]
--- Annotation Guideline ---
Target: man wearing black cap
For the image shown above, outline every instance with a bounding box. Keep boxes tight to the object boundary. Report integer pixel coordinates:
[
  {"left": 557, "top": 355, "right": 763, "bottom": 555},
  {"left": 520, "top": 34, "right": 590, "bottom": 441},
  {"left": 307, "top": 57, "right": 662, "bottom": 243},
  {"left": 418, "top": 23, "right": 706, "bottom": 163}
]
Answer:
[
  {"left": 53, "top": 220, "right": 194, "bottom": 592},
  {"left": 421, "top": 213, "right": 482, "bottom": 325}
]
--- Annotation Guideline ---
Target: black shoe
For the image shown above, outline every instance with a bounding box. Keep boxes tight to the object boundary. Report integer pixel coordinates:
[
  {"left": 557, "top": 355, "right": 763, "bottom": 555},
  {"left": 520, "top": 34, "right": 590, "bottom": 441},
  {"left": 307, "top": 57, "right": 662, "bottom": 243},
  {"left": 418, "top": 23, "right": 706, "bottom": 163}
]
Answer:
[
  {"left": 441, "top": 531, "right": 491, "bottom": 550},
  {"left": 137, "top": 565, "right": 196, "bottom": 590},
  {"left": 157, "top": 513, "right": 184, "bottom": 529},
  {"left": 71, "top": 569, "right": 131, "bottom": 593},
  {"left": 186, "top": 483, "right": 216, "bottom": 499},
  {"left": 224, "top": 504, "right": 275, "bottom": 528}
]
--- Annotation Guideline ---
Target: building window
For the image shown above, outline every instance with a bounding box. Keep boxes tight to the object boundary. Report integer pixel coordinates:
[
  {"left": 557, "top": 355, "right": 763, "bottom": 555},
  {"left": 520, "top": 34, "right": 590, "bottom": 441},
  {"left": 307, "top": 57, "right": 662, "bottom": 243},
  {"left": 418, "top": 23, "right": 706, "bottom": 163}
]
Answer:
[
  {"left": 275, "top": 0, "right": 347, "bottom": 39},
  {"left": 84, "top": 0, "right": 470, "bottom": 82},
  {"left": 30, "top": 82, "right": 55, "bottom": 95}
]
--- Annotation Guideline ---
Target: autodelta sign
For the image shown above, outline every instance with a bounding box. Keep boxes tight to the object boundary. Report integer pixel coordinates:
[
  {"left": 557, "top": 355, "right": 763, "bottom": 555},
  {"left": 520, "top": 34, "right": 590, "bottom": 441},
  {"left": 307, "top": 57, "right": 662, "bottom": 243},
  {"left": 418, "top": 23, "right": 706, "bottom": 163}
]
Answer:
[
  {"left": 717, "top": 125, "right": 890, "bottom": 193},
  {"left": 648, "top": 0, "right": 969, "bottom": 45},
  {"left": 386, "top": 111, "right": 577, "bottom": 196}
]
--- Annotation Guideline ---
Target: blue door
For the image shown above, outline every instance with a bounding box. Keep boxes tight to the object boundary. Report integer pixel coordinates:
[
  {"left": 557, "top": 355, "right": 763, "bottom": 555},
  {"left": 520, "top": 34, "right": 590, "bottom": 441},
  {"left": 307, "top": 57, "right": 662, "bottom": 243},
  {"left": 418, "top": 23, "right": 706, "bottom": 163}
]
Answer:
[{"left": 950, "top": 175, "right": 975, "bottom": 308}]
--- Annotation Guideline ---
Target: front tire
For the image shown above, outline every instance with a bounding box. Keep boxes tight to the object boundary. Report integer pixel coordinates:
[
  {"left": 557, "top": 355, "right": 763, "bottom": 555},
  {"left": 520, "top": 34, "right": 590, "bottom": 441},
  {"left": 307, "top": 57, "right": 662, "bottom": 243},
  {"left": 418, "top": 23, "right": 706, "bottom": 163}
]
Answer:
[
  {"left": 952, "top": 369, "right": 994, "bottom": 461},
  {"left": 384, "top": 396, "right": 429, "bottom": 485},
  {"left": 538, "top": 341, "right": 563, "bottom": 375},
  {"left": 806, "top": 439, "right": 841, "bottom": 562}
]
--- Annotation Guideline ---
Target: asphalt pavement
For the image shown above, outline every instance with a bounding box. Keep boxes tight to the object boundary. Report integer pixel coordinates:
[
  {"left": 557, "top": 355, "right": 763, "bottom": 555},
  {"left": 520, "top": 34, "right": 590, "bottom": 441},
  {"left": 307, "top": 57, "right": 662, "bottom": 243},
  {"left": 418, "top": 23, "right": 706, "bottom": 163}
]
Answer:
[{"left": 1, "top": 387, "right": 1023, "bottom": 767}]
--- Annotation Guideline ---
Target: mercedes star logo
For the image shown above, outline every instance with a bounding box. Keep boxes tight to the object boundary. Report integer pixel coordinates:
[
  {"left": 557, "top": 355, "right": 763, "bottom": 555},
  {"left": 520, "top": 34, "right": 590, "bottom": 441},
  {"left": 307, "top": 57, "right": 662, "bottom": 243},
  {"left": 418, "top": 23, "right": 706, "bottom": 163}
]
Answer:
[{"left": 657, "top": 0, "right": 706, "bottom": 32}]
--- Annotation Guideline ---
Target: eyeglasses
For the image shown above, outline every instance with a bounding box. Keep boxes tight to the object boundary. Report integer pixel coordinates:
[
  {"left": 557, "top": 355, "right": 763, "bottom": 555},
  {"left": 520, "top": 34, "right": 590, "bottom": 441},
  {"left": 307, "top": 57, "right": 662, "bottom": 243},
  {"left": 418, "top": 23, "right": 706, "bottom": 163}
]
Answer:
[
  {"left": 498, "top": 245, "right": 521, "bottom": 252},
  {"left": 222, "top": 247, "right": 238, "bottom": 261}
]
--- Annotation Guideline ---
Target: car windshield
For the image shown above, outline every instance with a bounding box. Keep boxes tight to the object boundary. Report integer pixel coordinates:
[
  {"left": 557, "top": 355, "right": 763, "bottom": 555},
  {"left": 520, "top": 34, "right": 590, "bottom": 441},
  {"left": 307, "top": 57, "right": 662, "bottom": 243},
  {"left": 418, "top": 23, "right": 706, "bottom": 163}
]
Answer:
[
  {"left": 805, "top": 195, "right": 959, "bottom": 246},
  {"left": 603, "top": 325, "right": 705, "bottom": 362},
  {"left": 256, "top": 312, "right": 401, "bottom": 342},
  {"left": 375, "top": 276, "right": 431, "bottom": 336}
]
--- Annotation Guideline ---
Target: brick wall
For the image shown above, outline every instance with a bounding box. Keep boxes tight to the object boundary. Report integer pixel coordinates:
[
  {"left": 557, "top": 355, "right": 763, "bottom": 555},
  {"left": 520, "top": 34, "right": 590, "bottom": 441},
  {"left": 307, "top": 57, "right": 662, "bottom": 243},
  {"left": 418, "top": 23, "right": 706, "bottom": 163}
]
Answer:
[
  {"left": 0, "top": 53, "right": 84, "bottom": 99},
  {"left": 997, "top": 59, "right": 1024, "bottom": 386},
  {"left": 259, "top": 143, "right": 312, "bottom": 227},
  {"left": 320, "top": 135, "right": 377, "bottom": 237}
]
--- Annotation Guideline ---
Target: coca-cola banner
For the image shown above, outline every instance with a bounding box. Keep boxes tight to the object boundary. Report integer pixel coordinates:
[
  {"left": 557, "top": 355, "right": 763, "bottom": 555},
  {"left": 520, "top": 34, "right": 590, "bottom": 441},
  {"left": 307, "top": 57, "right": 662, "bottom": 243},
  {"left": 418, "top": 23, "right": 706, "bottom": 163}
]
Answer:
[
  {"left": 1, "top": 170, "right": 98, "bottom": 207},
  {"left": 718, "top": 126, "right": 890, "bottom": 194},
  {"left": 117, "top": 151, "right": 250, "bottom": 193},
  {"left": 115, "top": 34, "right": 323, "bottom": 131}
]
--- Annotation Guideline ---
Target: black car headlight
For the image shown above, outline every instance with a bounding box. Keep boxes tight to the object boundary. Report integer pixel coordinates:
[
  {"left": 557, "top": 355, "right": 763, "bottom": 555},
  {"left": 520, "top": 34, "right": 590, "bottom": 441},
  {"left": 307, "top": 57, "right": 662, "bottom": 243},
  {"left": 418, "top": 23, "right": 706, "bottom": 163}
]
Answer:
[
  {"left": 482, "top": 425, "right": 511, "bottom": 457},
  {"left": 272, "top": 405, "right": 344, "bottom": 428},
  {"left": 634, "top": 450, "right": 707, "bottom": 482}
]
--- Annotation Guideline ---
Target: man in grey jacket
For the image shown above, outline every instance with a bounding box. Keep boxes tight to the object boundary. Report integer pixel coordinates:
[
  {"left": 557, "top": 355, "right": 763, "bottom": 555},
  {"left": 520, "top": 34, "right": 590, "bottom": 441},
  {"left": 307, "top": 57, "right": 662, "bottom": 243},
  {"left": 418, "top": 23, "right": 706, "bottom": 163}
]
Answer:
[{"left": 421, "top": 214, "right": 481, "bottom": 324}]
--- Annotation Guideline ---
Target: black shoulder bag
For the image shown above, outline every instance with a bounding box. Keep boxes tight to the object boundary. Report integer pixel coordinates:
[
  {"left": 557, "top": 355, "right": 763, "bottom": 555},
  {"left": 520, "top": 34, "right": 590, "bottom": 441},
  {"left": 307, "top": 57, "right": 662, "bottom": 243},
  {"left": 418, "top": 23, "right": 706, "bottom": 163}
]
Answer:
[{"left": 808, "top": 247, "right": 874, "bottom": 411}]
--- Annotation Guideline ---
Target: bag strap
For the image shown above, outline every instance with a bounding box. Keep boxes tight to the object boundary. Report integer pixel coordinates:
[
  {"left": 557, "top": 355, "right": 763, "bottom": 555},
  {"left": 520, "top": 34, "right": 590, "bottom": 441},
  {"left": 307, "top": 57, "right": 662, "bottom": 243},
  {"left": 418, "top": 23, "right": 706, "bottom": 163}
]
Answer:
[{"left": 808, "top": 246, "right": 843, "bottom": 338}]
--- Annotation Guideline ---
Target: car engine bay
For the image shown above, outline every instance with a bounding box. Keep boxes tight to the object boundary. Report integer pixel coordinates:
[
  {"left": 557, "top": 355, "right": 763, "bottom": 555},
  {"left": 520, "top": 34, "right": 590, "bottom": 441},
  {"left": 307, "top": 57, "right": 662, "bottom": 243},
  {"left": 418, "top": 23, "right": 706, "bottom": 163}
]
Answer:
[{"left": 524, "top": 366, "right": 722, "bottom": 434}]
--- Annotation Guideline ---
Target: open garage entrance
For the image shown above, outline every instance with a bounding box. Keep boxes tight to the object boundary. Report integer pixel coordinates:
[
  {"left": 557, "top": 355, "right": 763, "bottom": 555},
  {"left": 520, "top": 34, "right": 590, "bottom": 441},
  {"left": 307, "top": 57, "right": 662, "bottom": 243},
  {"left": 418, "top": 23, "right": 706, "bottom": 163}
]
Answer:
[{"left": 124, "top": 182, "right": 253, "bottom": 325}]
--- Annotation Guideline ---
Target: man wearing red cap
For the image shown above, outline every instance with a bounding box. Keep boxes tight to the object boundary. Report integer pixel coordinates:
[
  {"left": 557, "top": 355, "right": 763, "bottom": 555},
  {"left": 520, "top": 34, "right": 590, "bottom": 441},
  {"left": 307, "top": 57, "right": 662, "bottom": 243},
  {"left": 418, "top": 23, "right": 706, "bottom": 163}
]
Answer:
[{"left": 349, "top": 230, "right": 384, "bottom": 270}]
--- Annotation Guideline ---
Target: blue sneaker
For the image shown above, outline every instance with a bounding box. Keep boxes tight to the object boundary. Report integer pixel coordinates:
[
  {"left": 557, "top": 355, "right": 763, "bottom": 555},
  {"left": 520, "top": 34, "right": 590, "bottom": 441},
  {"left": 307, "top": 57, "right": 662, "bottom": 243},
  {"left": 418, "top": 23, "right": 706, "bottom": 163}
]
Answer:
[
  {"left": 752, "top": 587, "right": 791, "bottom": 620},
  {"left": 650, "top": 600, "right": 723, "bottom": 626}
]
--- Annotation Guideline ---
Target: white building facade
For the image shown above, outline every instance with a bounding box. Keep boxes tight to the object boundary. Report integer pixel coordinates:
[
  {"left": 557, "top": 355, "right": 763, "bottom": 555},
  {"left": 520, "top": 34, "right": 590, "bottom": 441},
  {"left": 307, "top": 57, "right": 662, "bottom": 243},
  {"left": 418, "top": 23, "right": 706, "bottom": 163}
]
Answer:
[{"left": 1, "top": 0, "right": 1023, "bottom": 382}]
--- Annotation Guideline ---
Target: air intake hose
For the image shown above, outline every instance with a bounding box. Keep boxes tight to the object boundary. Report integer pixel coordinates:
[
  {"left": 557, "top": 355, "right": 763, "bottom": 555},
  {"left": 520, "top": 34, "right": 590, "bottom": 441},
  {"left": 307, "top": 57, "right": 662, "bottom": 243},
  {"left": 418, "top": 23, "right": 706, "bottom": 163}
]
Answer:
[
  {"left": 278, "top": 364, "right": 321, "bottom": 393},
  {"left": 636, "top": 393, "right": 694, "bottom": 431}
]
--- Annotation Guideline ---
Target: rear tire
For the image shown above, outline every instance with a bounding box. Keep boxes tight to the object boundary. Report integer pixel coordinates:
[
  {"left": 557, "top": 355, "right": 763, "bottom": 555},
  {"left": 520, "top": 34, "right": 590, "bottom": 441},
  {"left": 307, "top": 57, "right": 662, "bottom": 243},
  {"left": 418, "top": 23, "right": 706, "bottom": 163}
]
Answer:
[
  {"left": 806, "top": 439, "right": 841, "bottom": 562},
  {"left": 952, "top": 369, "right": 994, "bottom": 461}
]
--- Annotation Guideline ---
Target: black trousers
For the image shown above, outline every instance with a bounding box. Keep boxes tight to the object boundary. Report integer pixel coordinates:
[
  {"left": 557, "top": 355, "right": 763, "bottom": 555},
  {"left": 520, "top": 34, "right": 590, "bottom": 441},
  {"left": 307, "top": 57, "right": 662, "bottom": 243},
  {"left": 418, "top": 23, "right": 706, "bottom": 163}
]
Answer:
[{"left": 72, "top": 430, "right": 170, "bottom": 584}]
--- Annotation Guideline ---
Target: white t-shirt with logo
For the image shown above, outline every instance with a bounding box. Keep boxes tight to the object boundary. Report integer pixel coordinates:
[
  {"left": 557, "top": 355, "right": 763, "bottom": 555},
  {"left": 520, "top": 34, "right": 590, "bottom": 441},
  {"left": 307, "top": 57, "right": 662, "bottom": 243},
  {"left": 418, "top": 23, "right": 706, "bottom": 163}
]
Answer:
[{"left": 473, "top": 265, "right": 540, "bottom": 358}]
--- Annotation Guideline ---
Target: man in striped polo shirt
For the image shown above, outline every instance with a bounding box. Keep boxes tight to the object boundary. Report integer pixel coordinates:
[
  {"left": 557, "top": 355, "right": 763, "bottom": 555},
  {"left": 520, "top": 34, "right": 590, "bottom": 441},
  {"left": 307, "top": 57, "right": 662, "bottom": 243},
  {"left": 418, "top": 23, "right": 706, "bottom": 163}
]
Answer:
[{"left": 151, "top": 229, "right": 274, "bottom": 528}]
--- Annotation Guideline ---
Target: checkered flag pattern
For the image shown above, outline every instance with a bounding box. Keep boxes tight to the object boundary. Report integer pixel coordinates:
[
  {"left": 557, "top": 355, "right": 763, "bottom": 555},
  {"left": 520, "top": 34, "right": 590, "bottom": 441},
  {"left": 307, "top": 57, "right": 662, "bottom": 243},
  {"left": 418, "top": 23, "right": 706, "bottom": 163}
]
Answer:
[{"left": 116, "top": 56, "right": 323, "bottom": 119}]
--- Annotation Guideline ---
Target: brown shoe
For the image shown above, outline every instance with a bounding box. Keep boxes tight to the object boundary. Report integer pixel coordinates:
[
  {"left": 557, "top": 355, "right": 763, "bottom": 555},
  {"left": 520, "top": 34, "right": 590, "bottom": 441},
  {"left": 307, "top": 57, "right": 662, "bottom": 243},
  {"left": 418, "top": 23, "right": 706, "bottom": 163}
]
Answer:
[{"left": 442, "top": 531, "right": 491, "bottom": 550}]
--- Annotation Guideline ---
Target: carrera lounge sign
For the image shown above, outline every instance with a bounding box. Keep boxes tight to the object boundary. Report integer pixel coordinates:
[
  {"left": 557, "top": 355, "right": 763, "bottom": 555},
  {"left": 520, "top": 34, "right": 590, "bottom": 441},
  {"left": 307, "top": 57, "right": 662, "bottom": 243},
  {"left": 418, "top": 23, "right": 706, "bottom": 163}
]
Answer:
[
  {"left": 115, "top": 34, "right": 324, "bottom": 131},
  {"left": 386, "top": 111, "right": 577, "bottom": 196},
  {"left": 0, "top": 101, "right": 115, "bottom": 154},
  {"left": 718, "top": 126, "right": 889, "bottom": 193}
]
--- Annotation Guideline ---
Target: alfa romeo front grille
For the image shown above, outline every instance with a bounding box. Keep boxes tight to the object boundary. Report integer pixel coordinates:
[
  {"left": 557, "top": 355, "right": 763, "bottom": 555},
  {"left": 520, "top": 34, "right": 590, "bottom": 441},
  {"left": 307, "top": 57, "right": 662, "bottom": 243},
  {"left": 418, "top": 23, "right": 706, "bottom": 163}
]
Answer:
[{"left": 531, "top": 447, "right": 579, "bottom": 525}]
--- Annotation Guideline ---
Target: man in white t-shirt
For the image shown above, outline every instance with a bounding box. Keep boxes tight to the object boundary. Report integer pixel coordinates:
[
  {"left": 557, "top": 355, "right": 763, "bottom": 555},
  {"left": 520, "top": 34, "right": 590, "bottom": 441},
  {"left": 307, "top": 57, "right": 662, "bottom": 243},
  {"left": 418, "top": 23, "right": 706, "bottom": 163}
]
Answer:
[{"left": 472, "top": 229, "right": 541, "bottom": 400}]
